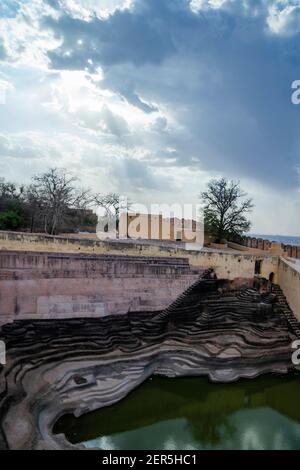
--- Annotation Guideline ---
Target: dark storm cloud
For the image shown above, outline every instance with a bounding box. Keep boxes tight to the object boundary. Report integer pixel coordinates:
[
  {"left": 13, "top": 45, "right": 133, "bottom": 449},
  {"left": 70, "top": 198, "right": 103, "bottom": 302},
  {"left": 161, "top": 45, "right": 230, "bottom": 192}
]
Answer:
[
  {"left": 104, "top": 80, "right": 158, "bottom": 113},
  {"left": 43, "top": 0, "right": 178, "bottom": 69},
  {"left": 26, "top": 1, "right": 300, "bottom": 188},
  {"left": 112, "top": 157, "right": 172, "bottom": 192}
]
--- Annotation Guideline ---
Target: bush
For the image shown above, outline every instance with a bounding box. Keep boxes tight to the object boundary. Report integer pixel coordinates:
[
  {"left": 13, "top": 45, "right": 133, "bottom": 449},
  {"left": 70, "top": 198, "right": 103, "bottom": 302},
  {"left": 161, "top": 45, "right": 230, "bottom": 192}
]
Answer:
[{"left": 0, "top": 202, "right": 25, "bottom": 230}]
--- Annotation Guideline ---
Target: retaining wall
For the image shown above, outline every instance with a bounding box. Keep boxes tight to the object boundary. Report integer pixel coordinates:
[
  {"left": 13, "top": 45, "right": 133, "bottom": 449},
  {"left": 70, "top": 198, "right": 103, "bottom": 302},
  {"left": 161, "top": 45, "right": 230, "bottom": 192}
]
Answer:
[
  {"left": 0, "top": 231, "right": 278, "bottom": 280},
  {"left": 278, "top": 258, "right": 300, "bottom": 320},
  {"left": 0, "top": 231, "right": 286, "bottom": 324},
  {"left": 0, "top": 251, "right": 202, "bottom": 324}
]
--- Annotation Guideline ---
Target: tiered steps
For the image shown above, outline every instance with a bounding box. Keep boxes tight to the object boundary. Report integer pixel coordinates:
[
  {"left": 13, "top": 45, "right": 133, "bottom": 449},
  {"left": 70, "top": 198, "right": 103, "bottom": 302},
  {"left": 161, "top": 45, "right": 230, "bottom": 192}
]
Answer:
[
  {"left": 0, "top": 272, "right": 299, "bottom": 450},
  {"left": 271, "top": 284, "right": 300, "bottom": 338}
]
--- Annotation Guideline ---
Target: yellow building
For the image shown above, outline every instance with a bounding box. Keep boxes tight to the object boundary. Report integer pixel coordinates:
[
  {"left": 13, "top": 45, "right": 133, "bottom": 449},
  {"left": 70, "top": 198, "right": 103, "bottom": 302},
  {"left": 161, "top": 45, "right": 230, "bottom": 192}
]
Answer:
[{"left": 119, "top": 212, "right": 207, "bottom": 244}]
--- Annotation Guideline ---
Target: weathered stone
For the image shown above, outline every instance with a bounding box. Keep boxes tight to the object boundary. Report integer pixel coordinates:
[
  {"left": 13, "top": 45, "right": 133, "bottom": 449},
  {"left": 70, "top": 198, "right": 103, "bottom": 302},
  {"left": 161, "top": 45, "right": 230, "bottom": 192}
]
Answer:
[
  {"left": 0, "top": 252, "right": 203, "bottom": 323},
  {"left": 0, "top": 271, "right": 298, "bottom": 450}
]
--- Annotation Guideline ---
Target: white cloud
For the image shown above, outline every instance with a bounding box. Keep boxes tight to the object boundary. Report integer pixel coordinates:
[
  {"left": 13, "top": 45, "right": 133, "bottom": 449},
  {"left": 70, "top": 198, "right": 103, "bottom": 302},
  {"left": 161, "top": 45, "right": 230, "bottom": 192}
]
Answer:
[
  {"left": 190, "top": 0, "right": 231, "bottom": 13},
  {"left": 0, "top": 0, "right": 60, "bottom": 68},
  {"left": 0, "top": 131, "right": 75, "bottom": 162},
  {"left": 243, "top": 177, "right": 300, "bottom": 236},
  {"left": 0, "top": 74, "right": 14, "bottom": 104},
  {"left": 0, "top": 0, "right": 299, "bottom": 235},
  {"left": 42, "top": 67, "right": 164, "bottom": 136},
  {"left": 68, "top": 104, "right": 130, "bottom": 136},
  {"left": 58, "top": 0, "right": 135, "bottom": 19},
  {"left": 149, "top": 116, "right": 168, "bottom": 133},
  {"left": 266, "top": 1, "right": 300, "bottom": 36}
]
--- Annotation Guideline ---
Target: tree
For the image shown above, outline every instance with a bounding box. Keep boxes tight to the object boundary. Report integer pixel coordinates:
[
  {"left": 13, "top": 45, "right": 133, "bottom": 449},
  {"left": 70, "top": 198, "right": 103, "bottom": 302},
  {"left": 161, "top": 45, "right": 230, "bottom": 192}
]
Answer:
[
  {"left": 31, "top": 168, "right": 92, "bottom": 235},
  {"left": 23, "top": 184, "right": 45, "bottom": 233},
  {"left": 93, "top": 193, "right": 130, "bottom": 233},
  {"left": 0, "top": 171, "right": 98, "bottom": 234},
  {"left": 93, "top": 193, "right": 121, "bottom": 218},
  {"left": 0, "top": 179, "right": 25, "bottom": 230},
  {"left": 0, "top": 178, "right": 24, "bottom": 201},
  {"left": 200, "top": 178, "right": 253, "bottom": 242},
  {"left": 0, "top": 200, "right": 24, "bottom": 230},
  {"left": 65, "top": 187, "right": 96, "bottom": 231}
]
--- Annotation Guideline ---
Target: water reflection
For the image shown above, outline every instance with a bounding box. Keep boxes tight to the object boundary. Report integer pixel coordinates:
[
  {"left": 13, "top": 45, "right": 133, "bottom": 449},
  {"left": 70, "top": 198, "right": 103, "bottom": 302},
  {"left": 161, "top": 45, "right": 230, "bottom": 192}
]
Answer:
[{"left": 54, "top": 373, "right": 300, "bottom": 450}]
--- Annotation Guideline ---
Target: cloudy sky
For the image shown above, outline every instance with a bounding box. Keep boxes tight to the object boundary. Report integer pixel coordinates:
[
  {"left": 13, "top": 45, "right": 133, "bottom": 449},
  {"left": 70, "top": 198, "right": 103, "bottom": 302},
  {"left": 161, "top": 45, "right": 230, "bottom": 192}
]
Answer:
[{"left": 0, "top": 0, "right": 300, "bottom": 235}]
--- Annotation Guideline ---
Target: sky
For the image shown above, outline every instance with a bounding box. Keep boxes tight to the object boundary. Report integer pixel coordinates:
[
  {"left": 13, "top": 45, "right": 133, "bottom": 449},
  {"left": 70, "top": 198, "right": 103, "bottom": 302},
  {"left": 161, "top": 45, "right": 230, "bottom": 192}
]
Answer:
[{"left": 0, "top": 0, "right": 300, "bottom": 235}]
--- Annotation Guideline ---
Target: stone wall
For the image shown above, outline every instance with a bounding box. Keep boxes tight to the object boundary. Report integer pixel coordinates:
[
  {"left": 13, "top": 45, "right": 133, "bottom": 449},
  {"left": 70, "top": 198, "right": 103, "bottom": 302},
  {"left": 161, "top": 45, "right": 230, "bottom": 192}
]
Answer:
[
  {"left": 0, "top": 230, "right": 297, "bottom": 321},
  {"left": 240, "top": 235, "right": 300, "bottom": 259},
  {"left": 119, "top": 213, "right": 205, "bottom": 244},
  {"left": 0, "top": 230, "right": 278, "bottom": 281},
  {"left": 278, "top": 258, "right": 300, "bottom": 320},
  {"left": 0, "top": 251, "right": 202, "bottom": 325}
]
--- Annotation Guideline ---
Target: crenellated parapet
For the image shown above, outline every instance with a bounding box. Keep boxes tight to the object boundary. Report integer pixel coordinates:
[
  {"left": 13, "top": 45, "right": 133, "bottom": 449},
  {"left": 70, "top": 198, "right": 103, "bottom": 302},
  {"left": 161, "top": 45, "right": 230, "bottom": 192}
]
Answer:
[{"left": 238, "top": 235, "right": 300, "bottom": 259}]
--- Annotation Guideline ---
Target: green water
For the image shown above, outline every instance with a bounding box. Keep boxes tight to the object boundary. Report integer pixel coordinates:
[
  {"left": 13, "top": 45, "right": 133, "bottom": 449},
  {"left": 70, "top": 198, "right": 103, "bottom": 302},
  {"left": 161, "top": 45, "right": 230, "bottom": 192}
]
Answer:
[{"left": 54, "top": 373, "right": 300, "bottom": 450}]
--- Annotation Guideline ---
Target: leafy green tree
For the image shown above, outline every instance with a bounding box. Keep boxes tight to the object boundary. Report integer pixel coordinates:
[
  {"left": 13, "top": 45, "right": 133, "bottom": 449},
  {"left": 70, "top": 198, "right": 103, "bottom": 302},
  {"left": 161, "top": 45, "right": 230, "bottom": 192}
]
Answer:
[{"left": 0, "top": 200, "right": 24, "bottom": 230}]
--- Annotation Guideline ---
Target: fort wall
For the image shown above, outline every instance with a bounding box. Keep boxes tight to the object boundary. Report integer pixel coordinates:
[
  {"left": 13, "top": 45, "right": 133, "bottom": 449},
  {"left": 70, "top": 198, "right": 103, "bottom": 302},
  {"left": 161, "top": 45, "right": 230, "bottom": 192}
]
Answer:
[
  {"left": 0, "top": 231, "right": 296, "bottom": 323},
  {"left": 0, "top": 231, "right": 278, "bottom": 280},
  {"left": 239, "top": 235, "right": 300, "bottom": 259},
  {"left": 278, "top": 258, "right": 300, "bottom": 321}
]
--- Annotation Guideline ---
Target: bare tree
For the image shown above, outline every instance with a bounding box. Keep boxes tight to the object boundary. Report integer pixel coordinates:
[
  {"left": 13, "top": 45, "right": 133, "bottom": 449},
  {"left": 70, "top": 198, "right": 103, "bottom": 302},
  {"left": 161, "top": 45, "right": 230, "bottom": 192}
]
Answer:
[
  {"left": 0, "top": 171, "right": 97, "bottom": 234},
  {"left": 70, "top": 188, "right": 98, "bottom": 227},
  {"left": 93, "top": 193, "right": 120, "bottom": 218},
  {"left": 93, "top": 193, "right": 131, "bottom": 234},
  {"left": 24, "top": 184, "right": 44, "bottom": 233},
  {"left": 73, "top": 187, "right": 93, "bottom": 212},
  {"left": 93, "top": 192, "right": 121, "bottom": 233},
  {"left": 32, "top": 168, "right": 81, "bottom": 235},
  {"left": 200, "top": 178, "right": 253, "bottom": 242},
  {"left": 0, "top": 179, "right": 24, "bottom": 201}
]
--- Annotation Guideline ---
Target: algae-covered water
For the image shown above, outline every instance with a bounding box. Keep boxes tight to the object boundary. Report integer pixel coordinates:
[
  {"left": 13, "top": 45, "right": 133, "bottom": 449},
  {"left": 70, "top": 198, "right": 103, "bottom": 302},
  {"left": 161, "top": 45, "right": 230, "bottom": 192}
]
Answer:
[{"left": 54, "top": 373, "right": 300, "bottom": 450}]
